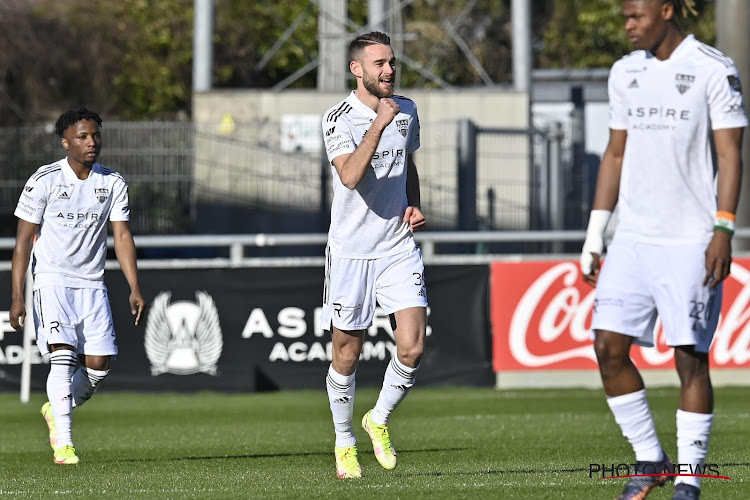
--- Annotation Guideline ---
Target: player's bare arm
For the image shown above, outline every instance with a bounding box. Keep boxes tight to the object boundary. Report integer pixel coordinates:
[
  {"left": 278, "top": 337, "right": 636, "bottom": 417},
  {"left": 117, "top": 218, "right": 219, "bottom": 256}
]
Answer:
[
  {"left": 9, "top": 219, "right": 38, "bottom": 331},
  {"left": 704, "top": 126, "right": 744, "bottom": 287},
  {"left": 332, "top": 97, "right": 400, "bottom": 189},
  {"left": 405, "top": 154, "right": 425, "bottom": 232},
  {"left": 581, "top": 128, "right": 627, "bottom": 287},
  {"left": 111, "top": 220, "right": 145, "bottom": 325}
]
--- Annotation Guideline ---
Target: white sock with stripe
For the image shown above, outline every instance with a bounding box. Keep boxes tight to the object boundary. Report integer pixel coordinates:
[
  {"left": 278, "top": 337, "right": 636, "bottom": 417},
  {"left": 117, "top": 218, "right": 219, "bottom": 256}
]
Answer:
[
  {"left": 371, "top": 357, "right": 418, "bottom": 425},
  {"left": 72, "top": 366, "right": 109, "bottom": 408},
  {"left": 47, "top": 350, "right": 77, "bottom": 448},
  {"left": 326, "top": 365, "right": 356, "bottom": 448}
]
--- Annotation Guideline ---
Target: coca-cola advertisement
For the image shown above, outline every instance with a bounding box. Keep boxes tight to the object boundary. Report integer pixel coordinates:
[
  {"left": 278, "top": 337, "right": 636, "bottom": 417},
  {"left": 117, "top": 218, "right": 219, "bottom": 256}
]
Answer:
[{"left": 491, "top": 259, "right": 750, "bottom": 371}]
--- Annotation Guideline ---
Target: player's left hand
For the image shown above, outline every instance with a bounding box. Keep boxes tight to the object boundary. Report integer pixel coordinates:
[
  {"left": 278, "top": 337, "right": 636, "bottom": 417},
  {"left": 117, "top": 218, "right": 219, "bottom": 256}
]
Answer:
[
  {"left": 404, "top": 206, "right": 426, "bottom": 232},
  {"left": 129, "top": 290, "right": 146, "bottom": 326},
  {"left": 704, "top": 231, "right": 732, "bottom": 288}
]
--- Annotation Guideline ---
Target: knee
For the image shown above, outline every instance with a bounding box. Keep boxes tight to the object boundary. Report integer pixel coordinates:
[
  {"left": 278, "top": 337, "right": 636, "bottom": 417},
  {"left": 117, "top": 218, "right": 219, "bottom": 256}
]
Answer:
[
  {"left": 675, "top": 347, "right": 710, "bottom": 387},
  {"left": 594, "top": 333, "right": 630, "bottom": 373},
  {"left": 397, "top": 341, "right": 424, "bottom": 367}
]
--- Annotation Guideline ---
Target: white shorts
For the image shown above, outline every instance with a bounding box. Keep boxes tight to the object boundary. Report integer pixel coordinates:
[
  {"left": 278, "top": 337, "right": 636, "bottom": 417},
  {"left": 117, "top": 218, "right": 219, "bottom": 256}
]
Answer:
[
  {"left": 322, "top": 245, "right": 428, "bottom": 331},
  {"left": 33, "top": 286, "right": 117, "bottom": 356},
  {"left": 591, "top": 239, "right": 721, "bottom": 352}
]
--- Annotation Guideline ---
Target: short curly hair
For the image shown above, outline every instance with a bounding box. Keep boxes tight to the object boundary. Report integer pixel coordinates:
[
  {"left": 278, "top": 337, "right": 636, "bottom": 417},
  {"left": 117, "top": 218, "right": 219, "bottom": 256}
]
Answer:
[{"left": 55, "top": 108, "right": 102, "bottom": 137}]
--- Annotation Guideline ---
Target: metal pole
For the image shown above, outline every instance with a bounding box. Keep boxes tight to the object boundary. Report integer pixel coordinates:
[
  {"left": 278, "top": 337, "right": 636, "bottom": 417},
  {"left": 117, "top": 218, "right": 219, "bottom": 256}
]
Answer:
[
  {"left": 192, "top": 0, "right": 213, "bottom": 92},
  {"left": 457, "top": 119, "right": 478, "bottom": 231},
  {"left": 368, "top": 0, "right": 387, "bottom": 32},
  {"left": 20, "top": 266, "right": 33, "bottom": 404},
  {"left": 570, "top": 86, "right": 586, "bottom": 229},
  {"left": 549, "top": 122, "right": 564, "bottom": 253},
  {"left": 317, "top": 0, "right": 348, "bottom": 91},
  {"left": 716, "top": 0, "right": 750, "bottom": 250},
  {"left": 511, "top": 0, "right": 531, "bottom": 91}
]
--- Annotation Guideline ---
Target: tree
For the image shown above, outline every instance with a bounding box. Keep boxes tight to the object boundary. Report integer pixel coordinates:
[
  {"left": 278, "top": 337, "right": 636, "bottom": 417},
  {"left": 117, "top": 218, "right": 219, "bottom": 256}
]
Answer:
[
  {"left": 538, "top": 0, "right": 716, "bottom": 69},
  {"left": 0, "top": 0, "right": 720, "bottom": 124}
]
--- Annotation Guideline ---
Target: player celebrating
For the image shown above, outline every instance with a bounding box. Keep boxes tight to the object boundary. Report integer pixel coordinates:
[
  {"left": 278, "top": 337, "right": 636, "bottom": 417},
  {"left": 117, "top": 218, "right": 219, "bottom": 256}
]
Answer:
[
  {"left": 10, "top": 107, "right": 145, "bottom": 465},
  {"left": 581, "top": 1, "right": 747, "bottom": 499},
  {"left": 321, "top": 31, "right": 427, "bottom": 479}
]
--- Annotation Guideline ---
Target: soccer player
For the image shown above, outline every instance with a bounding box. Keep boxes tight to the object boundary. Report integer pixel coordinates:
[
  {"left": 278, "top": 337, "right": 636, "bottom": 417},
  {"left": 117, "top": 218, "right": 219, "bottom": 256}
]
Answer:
[
  {"left": 321, "top": 31, "right": 427, "bottom": 479},
  {"left": 9, "top": 108, "right": 145, "bottom": 465},
  {"left": 580, "top": 1, "right": 747, "bottom": 499}
]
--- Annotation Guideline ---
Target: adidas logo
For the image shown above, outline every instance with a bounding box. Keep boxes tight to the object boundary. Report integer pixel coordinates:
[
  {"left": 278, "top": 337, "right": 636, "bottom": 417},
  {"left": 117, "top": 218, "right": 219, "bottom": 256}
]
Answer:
[
  {"left": 628, "top": 79, "right": 639, "bottom": 89},
  {"left": 325, "top": 127, "right": 335, "bottom": 137},
  {"left": 333, "top": 396, "right": 352, "bottom": 404},
  {"left": 391, "top": 384, "right": 409, "bottom": 391},
  {"left": 25, "top": 186, "right": 33, "bottom": 192},
  {"left": 58, "top": 191, "right": 70, "bottom": 199},
  {"left": 417, "top": 289, "right": 425, "bottom": 297}
]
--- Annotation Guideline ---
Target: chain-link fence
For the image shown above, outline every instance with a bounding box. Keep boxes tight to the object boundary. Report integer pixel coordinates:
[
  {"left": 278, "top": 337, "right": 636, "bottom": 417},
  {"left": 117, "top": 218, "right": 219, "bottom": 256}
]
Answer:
[{"left": 0, "top": 120, "right": 580, "bottom": 239}]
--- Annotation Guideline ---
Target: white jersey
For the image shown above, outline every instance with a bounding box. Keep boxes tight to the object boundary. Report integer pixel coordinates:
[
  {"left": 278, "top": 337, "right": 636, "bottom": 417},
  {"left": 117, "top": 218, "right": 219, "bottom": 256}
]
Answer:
[
  {"left": 323, "top": 91, "right": 420, "bottom": 258},
  {"left": 609, "top": 35, "right": 748, "bottom": 244},
  {"left": 14, "top": 158, "right": 130, "bottom": 289}
]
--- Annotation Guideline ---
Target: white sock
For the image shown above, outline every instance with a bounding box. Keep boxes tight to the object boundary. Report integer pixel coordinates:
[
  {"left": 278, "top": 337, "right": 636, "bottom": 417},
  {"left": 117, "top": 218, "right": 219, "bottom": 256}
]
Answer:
[
  {"left": 326, "top": 365, "right": 356, "bottom": 448},
  {"left": 47, "top": 350, "right": 77, "bottom": 448},
  {"left": 72, "top": 366, "right": 109, "bottom": 408},
  {"left": 607, "top": 389, "right": 663, "bottom": 462},
  {"left": 675, "top": 410, "right": 713, "bottom": 489},
  {"left": 371, "top": 357, "right": 418, "bottom": 425}
]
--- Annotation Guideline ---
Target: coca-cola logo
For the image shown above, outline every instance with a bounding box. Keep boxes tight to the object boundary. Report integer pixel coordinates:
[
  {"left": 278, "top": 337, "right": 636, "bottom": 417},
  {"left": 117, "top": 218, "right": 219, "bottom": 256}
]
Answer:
[{"left": 498, "top": 260, "right": 750, "bottom": 370}]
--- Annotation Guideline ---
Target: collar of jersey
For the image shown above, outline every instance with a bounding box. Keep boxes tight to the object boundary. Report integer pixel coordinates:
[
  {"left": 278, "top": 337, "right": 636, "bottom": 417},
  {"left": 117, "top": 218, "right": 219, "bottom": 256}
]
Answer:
[
  {"left": 348, "top": 90, "right": 381, "bottom": 118},
  {"left": 62, "top": 157, "right": 98, "bottom": 183},
  {"left": 645, "top": 34, "right": 695, "bottom": 65}
]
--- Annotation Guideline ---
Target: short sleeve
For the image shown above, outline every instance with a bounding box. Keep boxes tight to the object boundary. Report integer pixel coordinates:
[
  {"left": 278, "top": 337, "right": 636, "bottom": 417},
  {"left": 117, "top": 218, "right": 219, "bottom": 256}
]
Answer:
[
  {"left": 14, "top": 176, "right": 47, "bottom": 223},
  {"left": 608, "top": 62, "right": 628, "bottom": 131},
  {"left": 322, "top": 109, "right": 356, "bottom": 163},
  {"left": 707, "top": 65, "right": 749, "bottom": 130},
  {"left": 109, "top": 181, "right": 130, "bottom": 222}
]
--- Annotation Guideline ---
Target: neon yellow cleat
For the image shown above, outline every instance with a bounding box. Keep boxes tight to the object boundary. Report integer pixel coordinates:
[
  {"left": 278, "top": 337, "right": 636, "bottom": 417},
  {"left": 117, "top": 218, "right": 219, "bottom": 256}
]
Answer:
[
  {"left": 53, "top": 445, "right": 79, "bottom": 465},
  {"left": 40, "top": 402, "right": 57, "bottom": 450},
  {"left": 362, "top": 409, "right": 397, "bottom": 470},
  {"left": 334, "top": 446, "right": 362, "bottom": 479}
]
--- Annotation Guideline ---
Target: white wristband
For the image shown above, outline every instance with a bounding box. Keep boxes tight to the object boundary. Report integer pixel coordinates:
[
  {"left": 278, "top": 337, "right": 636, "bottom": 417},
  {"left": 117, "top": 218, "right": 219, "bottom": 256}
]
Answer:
[{"left": 580, "top": 209, "right": 613, "bottom": 275}]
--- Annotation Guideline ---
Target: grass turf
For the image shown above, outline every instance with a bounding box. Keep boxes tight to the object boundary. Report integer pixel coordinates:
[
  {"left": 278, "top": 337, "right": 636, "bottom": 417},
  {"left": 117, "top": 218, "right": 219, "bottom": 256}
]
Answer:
[{"left": 0, "top": 387, "right": 747, "bottom": 499}]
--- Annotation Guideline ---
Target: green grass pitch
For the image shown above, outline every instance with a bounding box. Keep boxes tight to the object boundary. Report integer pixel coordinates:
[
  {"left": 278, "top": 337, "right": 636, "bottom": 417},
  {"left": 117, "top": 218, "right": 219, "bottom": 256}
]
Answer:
[{"left": 1, "top": 387, "right": 747, "bottom": 499}]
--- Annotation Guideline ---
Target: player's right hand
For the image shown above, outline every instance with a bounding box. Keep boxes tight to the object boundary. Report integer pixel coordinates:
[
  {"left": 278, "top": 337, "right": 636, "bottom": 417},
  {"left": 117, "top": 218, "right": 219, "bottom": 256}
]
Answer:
[
  {"left": 375, "top": 98, "right": 400, "bottom": 126},
  {"left": 9, "top": 299, "right": 26, "bottom": 331}
]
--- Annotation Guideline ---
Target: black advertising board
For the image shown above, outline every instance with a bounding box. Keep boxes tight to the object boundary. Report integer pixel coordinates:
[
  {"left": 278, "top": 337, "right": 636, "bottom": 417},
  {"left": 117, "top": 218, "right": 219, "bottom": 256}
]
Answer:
[{"left": 0, "top": 265, "right": 492, "bottom": 392}]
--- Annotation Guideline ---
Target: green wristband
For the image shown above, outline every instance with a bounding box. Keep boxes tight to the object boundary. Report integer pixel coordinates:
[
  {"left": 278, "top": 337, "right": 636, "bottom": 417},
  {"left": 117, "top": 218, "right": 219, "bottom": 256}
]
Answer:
[{"left": 714, "top": 225, "right": 734, "bottom": 236}]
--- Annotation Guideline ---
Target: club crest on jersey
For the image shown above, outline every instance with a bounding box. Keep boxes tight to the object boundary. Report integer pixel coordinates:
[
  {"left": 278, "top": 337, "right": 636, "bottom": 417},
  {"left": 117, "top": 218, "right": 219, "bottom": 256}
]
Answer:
[
  {"left": 144, "top": 291, "right": 223, "bottom": 376},
  {"left": 396, "top": 119, "right": 409, "bottom": 137},
  {"left": 675, "top": 73, "right": 695, "bottom": 94},
  {"left": 95, "top": 188, "right": 109, "bottom": 203}
]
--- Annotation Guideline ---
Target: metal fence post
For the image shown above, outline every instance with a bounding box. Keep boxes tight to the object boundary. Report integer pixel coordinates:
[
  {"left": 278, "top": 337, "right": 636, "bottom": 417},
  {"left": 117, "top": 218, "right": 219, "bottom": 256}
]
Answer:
[
  {"left": 548, "top": 122, "right": 565, "bottom": 253},
  {"left": 457, "top": 119, "right": 477, "bottom": 231}
]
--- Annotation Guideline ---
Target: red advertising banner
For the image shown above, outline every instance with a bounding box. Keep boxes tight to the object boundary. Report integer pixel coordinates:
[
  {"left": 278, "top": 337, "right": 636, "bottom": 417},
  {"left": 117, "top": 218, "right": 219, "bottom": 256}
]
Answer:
[{"left": 491, "top": 258, "right": 750, "bottom": 371}]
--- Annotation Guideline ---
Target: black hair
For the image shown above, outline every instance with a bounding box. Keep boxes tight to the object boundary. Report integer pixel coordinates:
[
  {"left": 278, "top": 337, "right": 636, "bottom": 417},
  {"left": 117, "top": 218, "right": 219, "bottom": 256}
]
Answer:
[
  {"left": 348, "top": 31, "right": 392, "bottom": 62},
  {"left": 55, "top": 107, "right": 102, "bottom": 137}
]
